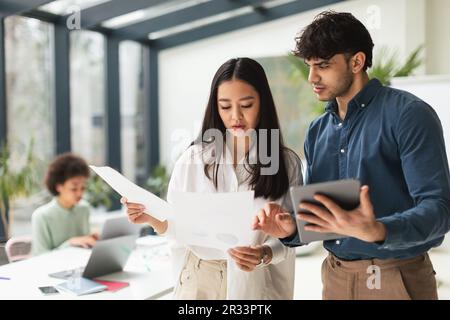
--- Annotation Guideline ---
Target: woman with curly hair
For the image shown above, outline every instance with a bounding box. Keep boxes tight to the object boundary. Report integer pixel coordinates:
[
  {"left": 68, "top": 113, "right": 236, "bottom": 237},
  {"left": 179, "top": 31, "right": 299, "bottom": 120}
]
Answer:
[{"left": 31, "top": 153, "right": 98, "bottom": 256}]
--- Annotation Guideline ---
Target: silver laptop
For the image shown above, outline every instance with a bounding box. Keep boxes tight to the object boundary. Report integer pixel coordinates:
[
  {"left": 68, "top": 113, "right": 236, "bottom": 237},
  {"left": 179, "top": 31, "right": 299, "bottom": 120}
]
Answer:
[
  {"left": 100, "top": 215, "right": 141, "bottom": 240},
  {"left": 49, "top": 234, "right": 137, "bottom": 280},
  {"left": 290, "top": 179, "right": 360, "bottom": 244}
]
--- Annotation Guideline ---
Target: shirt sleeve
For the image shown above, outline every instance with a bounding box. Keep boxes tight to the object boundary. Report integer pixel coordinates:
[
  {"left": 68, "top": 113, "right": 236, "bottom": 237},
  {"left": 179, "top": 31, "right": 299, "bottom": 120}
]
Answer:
[
  {"left": 264, "top": 236, "right": 294, "bottom": 264},
  {"left": 81, "top": 207, "right": 91, "bottom": 236},
  {"left": 378, "top": 101, "right": 450, "bottom": 250},
  {"left": 279, "top": 149, "right": 304, "bottom": 248},
  {"left": 56, "top": 239, "right": 71, "bottom": 250},
  {"left": 162, "top": 152, "right": 190, "bottom": 238},
  {"left": 31, "top": 211, "right": 53, "bottom": 256}
]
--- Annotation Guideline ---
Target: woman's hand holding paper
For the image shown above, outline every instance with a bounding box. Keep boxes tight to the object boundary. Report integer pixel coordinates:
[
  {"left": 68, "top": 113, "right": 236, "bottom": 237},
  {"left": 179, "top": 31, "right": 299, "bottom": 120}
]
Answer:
[{"left": 121, "top": 197, "right": 168, "bottom": 234}]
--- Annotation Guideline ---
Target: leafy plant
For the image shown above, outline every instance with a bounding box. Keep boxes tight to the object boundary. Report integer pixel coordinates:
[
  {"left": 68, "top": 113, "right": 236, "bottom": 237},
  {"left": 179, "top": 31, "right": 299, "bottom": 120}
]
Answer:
[
  {"left": 146, "top": 165, "right": 169, "bottom": 200},
  {"left": 84, "top": 174, "right": 113, "bottom": 210},
  {"left": 286, "top": 53, "right": 326, "bottom": 116},
  {"left": 369, "top": 45, "right": 423, "bottom": 85},
  {"left": 0, "top": 140, "right": 39, "bottom": 241}
]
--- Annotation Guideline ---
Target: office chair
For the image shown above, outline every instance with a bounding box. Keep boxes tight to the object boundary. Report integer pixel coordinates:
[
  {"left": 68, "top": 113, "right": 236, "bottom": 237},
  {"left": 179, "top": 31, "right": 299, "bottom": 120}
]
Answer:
[{"left": 5, "top": 235, "right": 32, "bottom": 263}]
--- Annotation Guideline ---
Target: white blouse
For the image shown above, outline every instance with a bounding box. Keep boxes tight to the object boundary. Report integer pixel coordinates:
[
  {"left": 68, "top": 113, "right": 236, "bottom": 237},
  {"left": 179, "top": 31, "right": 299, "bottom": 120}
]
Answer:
[{"left": 164, "top": 142, "right": 303, "bottom": 299}]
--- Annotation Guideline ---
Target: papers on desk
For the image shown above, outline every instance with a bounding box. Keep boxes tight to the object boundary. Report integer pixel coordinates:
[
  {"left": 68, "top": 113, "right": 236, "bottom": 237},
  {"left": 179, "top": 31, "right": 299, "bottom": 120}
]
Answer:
[
  {"left": 89, "top": 166, "right": 172, "bottom": 221},
  {"left": 171, "top": 190, "right": 256, "bottom": 251}
]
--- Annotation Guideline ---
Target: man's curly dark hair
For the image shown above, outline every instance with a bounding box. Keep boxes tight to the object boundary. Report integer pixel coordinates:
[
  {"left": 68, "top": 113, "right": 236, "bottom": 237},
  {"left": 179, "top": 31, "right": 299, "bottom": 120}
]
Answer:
[{"left": 293, "top": 10, "right": 374, "bottom": 71}]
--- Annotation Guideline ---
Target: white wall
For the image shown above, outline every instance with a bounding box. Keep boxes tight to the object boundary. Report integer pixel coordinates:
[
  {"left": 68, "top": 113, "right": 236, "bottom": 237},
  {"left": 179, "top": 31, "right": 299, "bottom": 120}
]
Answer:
[
  {"left": 158, "top": 0, "right": 427, "bottom": 168},
  {"left": 425, "top": 0, "right": 450, "bottom": 75}
]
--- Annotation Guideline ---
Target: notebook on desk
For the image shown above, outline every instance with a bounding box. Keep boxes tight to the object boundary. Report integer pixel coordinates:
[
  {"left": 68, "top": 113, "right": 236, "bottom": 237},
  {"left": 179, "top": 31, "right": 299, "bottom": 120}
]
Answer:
[
  {"left": 93, "top": 279, "right": 129, "bottom": 292},
  {"left": 56, "top": 277, "right": 107, "bottom": 296}
]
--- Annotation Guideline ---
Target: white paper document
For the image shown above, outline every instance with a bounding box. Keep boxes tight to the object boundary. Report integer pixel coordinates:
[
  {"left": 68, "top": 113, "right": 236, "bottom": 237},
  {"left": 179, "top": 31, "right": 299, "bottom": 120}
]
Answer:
[
  {"left": 171, "top": 190, "right": 256, "bottom": 251},
  {"left": 89, "top": 165, "right": 172, "bottom": 221}
]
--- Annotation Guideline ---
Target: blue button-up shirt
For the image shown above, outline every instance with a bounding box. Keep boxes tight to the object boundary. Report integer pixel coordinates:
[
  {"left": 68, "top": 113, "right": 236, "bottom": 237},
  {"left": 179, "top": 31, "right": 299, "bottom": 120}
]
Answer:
[{"left": 282, "top": 78, "right": 450, "bottom": 260}]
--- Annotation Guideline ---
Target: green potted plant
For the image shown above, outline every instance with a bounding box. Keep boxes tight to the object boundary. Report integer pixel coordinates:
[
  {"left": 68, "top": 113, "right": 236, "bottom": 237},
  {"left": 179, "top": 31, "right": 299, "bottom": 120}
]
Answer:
[
  {"left": 145, "top": 164, "right": 170, "bottom": 200},
  {"left": 369, "top": 45, "right": 423, "bottom": 85},
  {"left": 84, "top": 174, "right": 114, "bottom": 212},
  {"left": 139, "top": 165, "right": 170, "bottom": 236},
  {"left": 0, "top": 141, "right": 39, "bottom": 242}
]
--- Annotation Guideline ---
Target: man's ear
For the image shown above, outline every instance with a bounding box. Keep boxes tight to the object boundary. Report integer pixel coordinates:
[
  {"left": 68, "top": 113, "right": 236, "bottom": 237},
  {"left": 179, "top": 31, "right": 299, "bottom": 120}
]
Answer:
[{"left": 352, "top": 52, "right": 366, "bottom": 73}]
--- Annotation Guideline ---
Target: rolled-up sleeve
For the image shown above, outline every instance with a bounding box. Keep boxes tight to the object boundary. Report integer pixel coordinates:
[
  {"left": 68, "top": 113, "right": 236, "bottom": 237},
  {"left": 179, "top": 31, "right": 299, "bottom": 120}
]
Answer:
[
  {"left": 378, "top": 101, "right": 450, "bottom": 250},
  {"left": 264, "top": 236, "right": 292, "bottom": 264},
  {"left": 163, "top": 156, "right": 188, "bottom": 238}
]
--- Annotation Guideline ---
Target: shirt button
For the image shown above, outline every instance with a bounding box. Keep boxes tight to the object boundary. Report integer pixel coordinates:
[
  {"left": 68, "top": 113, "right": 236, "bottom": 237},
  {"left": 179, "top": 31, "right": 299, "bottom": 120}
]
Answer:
[
  {"left": 336, "top": 240, "right": 341, "bottom": 245},
  {"left": 340, "top": 149, "right": 345, "bottom": 154},
  {"left": 338, "top": 123, "right": 343, "bottom": 127},
  {"left": 336, "top": 261, "right": 342, "bottom": 267},
  {"left": 361, "top": 103, "right": 366, "bottom": 108}
]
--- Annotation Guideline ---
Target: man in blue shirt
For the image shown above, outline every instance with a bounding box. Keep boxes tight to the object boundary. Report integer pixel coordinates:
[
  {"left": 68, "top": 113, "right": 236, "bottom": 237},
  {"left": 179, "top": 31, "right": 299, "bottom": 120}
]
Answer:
[{"left": 253, "top": 11, "right": 450, "bottom": 299}]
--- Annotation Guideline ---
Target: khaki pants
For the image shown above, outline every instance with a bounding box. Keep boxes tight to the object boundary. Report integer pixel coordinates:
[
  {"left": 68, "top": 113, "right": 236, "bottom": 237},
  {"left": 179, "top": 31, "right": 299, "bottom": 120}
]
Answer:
[
  {"left": 174, "top": 251, "right": 227, "bottom": 300},
  {"left": 322, "top": 252, "right": 438, "bottom": 300}
]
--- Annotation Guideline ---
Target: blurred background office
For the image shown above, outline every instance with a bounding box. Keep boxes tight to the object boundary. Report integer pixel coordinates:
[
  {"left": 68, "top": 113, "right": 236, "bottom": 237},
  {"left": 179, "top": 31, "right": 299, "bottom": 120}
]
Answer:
[{"left": 0, "top": 0, "right": 449, "bottom": 299}]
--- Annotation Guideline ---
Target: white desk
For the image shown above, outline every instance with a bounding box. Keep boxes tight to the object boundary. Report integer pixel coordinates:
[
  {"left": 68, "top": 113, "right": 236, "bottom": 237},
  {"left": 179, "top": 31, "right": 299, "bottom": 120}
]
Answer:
[{"left": 0, "top": 236, "right": 174, "bottom": 300}]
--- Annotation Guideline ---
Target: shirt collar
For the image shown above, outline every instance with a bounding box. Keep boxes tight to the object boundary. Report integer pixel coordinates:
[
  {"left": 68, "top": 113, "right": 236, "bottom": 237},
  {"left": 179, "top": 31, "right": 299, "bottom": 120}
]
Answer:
[{"left": 325, "top": 78, "right": 383, "bottom": 113}]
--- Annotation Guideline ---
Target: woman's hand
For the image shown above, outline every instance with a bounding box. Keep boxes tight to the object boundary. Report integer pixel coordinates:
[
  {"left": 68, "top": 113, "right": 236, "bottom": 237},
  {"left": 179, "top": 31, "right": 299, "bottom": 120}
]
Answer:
[
  {"left": 69, "top": 235, "right": 97, "bottom": 248},
  {"left": 252, "top": 202, "right": 297, "bottom": 238},
  {"left": 120, "top": 197, "right": 168, "bottom": 234},
  {"left": 121, "top": 197, "right": 151, "bottom": 225},
  {"left": 228, "top": 245, "right": 272, "bottom": 272},
  {"left": 90, "top": 232, "right": 99, "bottom": 240}
]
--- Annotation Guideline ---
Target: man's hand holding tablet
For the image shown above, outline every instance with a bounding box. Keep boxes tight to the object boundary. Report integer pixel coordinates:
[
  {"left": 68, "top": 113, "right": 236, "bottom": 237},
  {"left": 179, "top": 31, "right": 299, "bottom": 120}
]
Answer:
[{"left": 252, "top": 180, "right": 387, "bottom": 244}]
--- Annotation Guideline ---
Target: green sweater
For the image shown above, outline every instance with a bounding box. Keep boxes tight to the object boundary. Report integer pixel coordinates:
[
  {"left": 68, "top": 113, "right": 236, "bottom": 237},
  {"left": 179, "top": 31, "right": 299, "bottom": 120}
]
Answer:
[{"left": 31, "top": 198, "right": 91, "bottom": 256}]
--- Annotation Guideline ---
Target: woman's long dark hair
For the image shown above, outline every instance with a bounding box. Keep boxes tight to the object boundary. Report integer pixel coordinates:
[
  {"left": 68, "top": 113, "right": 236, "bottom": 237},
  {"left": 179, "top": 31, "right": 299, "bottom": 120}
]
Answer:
[{"left": 192, "top": 57, "right": 295, "bottom": 200}]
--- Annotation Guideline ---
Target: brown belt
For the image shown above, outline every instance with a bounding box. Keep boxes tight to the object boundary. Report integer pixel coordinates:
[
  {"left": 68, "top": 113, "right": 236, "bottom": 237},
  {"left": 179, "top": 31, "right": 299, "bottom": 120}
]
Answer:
[{"left": 328, "top": 252, "right": 427, "bottom": 272}]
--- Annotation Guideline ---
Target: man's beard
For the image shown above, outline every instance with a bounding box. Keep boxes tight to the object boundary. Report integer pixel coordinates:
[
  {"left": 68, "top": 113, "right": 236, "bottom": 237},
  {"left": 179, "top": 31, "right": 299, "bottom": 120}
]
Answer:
[{"left": 326, "top": 69, "right": 354, "bottom": 101}]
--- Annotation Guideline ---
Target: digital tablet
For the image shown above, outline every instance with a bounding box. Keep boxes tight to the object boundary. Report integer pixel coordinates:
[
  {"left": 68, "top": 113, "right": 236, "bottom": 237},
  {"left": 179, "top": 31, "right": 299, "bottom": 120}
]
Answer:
[{"left": 290, "top": 179, "right": 361, "bottom": 244}]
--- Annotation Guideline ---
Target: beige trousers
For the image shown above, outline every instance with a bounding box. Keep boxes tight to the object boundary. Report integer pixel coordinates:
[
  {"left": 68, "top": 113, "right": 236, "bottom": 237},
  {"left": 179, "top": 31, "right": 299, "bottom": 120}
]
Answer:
[
  {"left": 322, "top": 252, "right": 438, "bottom": 300},
  {"left": 174, "top": 251, "right": 227, "bottom": 300}
]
